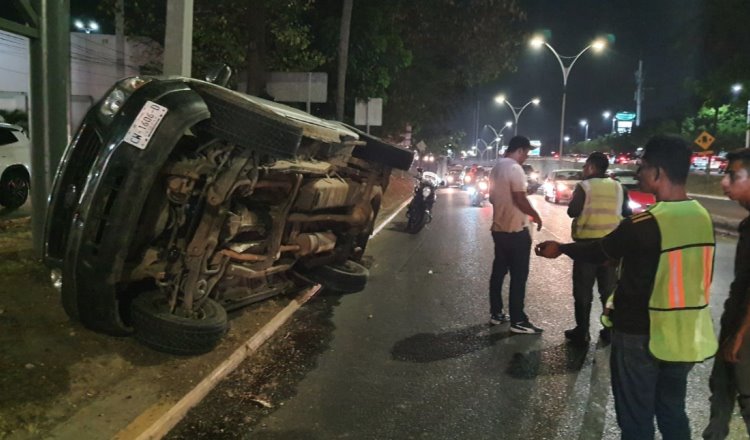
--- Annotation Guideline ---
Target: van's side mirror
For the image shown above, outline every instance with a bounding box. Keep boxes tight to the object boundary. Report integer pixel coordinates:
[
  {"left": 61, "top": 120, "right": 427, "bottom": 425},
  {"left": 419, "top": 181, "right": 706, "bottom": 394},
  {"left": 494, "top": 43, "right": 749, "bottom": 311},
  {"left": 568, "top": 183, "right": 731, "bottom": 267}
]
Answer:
[{"left": 205, "top": 65, "right": 233, "bottom": 88}]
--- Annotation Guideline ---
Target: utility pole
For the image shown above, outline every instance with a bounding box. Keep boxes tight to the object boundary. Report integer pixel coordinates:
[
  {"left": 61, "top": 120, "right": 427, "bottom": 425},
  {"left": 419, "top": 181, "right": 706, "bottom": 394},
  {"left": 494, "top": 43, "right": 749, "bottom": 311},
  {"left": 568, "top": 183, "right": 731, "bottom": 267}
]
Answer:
[
  {"left": 634, "top": 59, "right": 644, "bottom": 127},
  {"left": 164, "top": 0, "right": 193, "bottom": 76},
  {"left": 335, "top": 0, "right": 353, "bottom": 121},
  {"left": 115, "top": 0, "right": 125, "bottom": 79}
]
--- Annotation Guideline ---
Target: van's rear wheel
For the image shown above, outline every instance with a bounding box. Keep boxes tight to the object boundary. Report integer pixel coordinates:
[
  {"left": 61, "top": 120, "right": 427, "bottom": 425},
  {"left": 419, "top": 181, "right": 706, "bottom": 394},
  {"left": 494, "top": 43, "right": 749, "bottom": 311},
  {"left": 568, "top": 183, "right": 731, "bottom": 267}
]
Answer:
[
  {"left": 304, "top": 260, "right": 369, "bottom": 294},
  {"left": 131, "top": 291, "right": 228, "bottom": 355}
]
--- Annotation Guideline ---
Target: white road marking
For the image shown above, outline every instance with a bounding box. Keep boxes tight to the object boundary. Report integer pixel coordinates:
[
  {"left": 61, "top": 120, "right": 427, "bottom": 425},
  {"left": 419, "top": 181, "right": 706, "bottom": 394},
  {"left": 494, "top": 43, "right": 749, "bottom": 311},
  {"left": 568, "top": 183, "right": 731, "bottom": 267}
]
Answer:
[{"left": 371, "top": 198, "right": 412, "bottom": 238}]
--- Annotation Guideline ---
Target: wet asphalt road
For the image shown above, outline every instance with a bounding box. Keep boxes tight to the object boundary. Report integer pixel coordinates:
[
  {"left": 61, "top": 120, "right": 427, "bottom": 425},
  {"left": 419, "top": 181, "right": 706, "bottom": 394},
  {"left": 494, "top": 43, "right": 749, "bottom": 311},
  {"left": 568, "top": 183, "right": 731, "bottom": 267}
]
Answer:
[{"left": 243, "top": 188, "right": 739, "bottom": 439}]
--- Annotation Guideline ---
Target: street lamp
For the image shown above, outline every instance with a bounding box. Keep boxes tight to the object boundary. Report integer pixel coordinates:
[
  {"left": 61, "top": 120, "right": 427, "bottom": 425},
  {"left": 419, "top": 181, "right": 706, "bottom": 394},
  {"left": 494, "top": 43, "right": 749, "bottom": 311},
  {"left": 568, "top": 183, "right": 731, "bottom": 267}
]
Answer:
[
  {"left": 732, "top": 84, "right": 750, "bottom": 148},
  {"left": 580, "top": 119, "right": 589, "bottom": 140},
  {"left": 74, "top": 19, "right": 100, "bottom": 34},
  {"left": 602, "top": 110, "right": 615, "bottom": 134},
  {"left": 530, "top": 34, "right": 607, "bottom": 158},
  {"left": 494, "top": 94, "right": 540, "bottom": 135},
  {"left": 484, "top": 121, "right": 513, "bottom": 158}
]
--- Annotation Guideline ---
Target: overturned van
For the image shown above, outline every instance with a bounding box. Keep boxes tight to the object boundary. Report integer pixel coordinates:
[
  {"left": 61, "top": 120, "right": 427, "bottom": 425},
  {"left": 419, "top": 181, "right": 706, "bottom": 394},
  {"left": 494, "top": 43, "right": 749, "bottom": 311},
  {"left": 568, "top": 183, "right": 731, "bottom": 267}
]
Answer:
[{"left": 44, "top": 74, "right": 412, "bottom": 354}]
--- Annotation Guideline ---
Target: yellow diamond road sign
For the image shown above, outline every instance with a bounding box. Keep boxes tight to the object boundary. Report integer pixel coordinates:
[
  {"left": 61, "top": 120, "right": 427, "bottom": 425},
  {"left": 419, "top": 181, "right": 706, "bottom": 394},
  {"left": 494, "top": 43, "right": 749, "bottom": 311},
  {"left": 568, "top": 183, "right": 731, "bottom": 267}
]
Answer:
[{"left": 695, "top": 131, "right": 715, "bottom": 150}]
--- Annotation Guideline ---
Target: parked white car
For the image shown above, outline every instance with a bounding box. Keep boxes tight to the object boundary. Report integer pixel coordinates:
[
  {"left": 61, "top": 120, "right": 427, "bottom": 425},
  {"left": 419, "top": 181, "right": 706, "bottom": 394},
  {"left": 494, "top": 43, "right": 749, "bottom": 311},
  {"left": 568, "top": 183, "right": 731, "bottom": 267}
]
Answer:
[{"left": 0, "top": 123, "right": 31, "bottom": 209}]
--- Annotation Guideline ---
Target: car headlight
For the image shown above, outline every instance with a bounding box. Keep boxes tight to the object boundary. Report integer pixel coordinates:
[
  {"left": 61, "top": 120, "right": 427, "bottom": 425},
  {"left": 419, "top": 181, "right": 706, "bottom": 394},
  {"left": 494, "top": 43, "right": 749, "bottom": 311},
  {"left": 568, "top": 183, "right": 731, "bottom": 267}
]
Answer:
[
  {"left": 422, "top": 186, "right": 432, "bottom": 198},
  {"left": 99, "top": 76, "right": 152, "bottom": 119},
  {"left": 50, "top": 269, "right": 63, "bottom": 292},
  {"left": 628, "top": 200, "right": 642, "bottom": 210}
]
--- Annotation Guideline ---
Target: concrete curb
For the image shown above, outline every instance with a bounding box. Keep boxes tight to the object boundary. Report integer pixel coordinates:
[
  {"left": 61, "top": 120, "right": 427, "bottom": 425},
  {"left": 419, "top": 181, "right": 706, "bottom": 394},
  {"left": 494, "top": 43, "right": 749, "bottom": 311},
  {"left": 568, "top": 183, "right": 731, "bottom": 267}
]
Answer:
[{"left": 119, "top": 284, "right": 322, "bottom": 440}]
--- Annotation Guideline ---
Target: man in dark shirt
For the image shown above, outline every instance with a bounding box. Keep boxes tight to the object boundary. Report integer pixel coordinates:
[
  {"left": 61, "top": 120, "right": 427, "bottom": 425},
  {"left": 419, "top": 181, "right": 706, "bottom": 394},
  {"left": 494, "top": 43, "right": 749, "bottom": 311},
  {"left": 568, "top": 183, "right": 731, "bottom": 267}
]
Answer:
[
  {"left": 536, "top": 135, "right": 717, "bottom": 440},
  {"left": 565, "top": 152, "right": 631, "bottom": 344},
  {"left": 703, "top": 149, "right": 750, "bottom": 439}
]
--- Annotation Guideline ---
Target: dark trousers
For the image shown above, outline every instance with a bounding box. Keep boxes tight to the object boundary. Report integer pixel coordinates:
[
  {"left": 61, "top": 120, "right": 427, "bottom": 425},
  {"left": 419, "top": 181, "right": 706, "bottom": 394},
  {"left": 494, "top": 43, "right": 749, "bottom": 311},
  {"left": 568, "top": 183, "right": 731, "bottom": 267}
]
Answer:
[
  {"left": 610, "top": 331, "right": 694, "bottom": 440},
  {"left": 489, "top": 229, "right": 531, "bottom": 324},
  {"left": 572, "top": 259, "right": 616, "bottom": 334},
  {"left": 703, "top": 339, "right": 750, "bottom": 439}
]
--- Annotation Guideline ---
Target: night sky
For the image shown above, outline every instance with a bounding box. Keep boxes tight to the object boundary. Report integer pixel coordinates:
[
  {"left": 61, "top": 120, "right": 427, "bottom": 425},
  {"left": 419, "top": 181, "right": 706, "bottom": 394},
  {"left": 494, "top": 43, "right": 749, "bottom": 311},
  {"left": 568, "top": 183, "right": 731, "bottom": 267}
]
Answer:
[
  {"left": 463, "top": 0, "right": 705, "bottom": 149},
  {"left": 13, "top": 0, "right": 708, "bottom": 150}
]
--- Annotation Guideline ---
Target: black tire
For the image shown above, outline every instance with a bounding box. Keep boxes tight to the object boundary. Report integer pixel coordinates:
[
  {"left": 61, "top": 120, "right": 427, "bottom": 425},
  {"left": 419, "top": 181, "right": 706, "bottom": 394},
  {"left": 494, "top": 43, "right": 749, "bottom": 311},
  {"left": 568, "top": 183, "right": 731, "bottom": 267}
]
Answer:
[
  {"left": 406, "top": 208, "right": 425, "bottom": 233},
  {"left": 306, "top": 260, "right": 369, "bottom": 294},
  {"left": 0, "top": 169, "right": 29, "bottom": 209},
  {"left": 131, "top": 291, "right": 228, "bottom": 355}
]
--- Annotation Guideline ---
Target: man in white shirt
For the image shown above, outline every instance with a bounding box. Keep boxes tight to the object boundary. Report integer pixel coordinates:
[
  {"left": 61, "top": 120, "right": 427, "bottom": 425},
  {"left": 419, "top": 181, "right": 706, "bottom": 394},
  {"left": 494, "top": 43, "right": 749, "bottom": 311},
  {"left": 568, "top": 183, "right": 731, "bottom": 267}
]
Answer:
[{"left": 488, "top": 136, "right": 544, "bottom": 334}]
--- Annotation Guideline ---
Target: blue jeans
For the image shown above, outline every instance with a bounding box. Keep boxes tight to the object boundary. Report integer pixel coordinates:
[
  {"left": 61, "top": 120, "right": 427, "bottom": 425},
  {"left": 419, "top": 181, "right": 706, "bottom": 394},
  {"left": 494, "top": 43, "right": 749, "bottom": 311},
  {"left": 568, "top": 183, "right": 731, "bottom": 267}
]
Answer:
[
  {"left": 489, "top": 229, "right": 531, "bottom": 324},
  {"left": 610, "top": 331, "right": 694, "bottom": 440}
]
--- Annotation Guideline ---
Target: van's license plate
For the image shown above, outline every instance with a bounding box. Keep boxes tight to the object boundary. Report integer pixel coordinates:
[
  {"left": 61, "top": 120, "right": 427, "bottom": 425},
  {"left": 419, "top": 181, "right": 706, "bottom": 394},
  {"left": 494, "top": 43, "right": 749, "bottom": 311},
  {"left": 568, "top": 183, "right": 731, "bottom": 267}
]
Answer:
[{"left": 124, "top": 101, "right": 168, "bottom": 150}]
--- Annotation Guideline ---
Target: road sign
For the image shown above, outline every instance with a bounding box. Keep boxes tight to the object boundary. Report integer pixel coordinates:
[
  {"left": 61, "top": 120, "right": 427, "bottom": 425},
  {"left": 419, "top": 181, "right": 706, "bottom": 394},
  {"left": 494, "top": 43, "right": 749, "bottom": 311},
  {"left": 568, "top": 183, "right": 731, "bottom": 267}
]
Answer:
[{"left": 694, "top": 131, "right": 715, "bottom": 150}]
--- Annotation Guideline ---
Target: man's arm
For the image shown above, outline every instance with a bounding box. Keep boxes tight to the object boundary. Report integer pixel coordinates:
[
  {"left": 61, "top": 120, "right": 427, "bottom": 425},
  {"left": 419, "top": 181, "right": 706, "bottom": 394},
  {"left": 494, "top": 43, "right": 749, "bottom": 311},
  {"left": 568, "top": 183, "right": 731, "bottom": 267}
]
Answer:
[
  {"left": 512, "top": 191, "right": 542, "bottom": 230},
  {"left": 567, "top": 184, "right": 585, "bottom": 218}
]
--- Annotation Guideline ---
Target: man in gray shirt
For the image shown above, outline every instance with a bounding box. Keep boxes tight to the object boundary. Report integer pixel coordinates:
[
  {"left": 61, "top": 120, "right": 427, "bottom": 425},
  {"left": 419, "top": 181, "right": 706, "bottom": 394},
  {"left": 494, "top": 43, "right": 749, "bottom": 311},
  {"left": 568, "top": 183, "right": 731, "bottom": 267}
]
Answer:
[{"left": 488, "top": 136, "right": 543, "bottom": 334}]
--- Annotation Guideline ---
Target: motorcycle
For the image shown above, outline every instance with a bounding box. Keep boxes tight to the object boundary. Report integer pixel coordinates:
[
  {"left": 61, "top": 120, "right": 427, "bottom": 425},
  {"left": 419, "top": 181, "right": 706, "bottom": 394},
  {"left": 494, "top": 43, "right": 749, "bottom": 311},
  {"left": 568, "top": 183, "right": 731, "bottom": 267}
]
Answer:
[
  {"left": 467, "top": 176, "right": 490, "bottom": 206},
  {"left": 406, "top": 168, "right": 437, "bottom": 233}
]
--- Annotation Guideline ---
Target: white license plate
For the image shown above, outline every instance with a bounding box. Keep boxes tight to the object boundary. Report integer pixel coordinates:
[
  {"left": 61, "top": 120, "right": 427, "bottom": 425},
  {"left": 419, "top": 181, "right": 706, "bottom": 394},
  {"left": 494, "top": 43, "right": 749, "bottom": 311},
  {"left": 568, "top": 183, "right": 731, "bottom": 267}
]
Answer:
[{"left": 124, "top": 101, "right": 168, "bottom": 150}]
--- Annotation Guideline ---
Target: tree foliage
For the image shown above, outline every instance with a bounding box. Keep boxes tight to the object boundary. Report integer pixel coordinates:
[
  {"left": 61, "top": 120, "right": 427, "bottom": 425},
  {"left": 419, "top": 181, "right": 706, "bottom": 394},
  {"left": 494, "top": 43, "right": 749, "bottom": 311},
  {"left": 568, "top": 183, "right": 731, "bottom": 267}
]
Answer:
[
  {"left": 683, "top": 0, "right": 750, "bottom": 109},
  {"left": 99, "top": 0, "right": 527, "bottom": 149}
]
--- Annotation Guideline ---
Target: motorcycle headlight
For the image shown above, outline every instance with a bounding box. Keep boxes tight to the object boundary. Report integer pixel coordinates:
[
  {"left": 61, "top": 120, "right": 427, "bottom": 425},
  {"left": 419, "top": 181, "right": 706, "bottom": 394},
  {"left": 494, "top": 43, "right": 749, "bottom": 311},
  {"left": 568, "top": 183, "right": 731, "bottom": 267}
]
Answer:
[
  {"left": 99, "top": 76, "right": 152, "bottom": 119},
  {"left": 422, "top": 186, "right": 432, "bottom": 198},
  {"left": 467, "top": 187, "right": 477, "bottom": 195},
  {"left": 478, "top": 181, "right": 489, "bottom": 191},
  {"left": 530, "top": 172, "right": 539, "bottom": 181},
  {"left": 464, "top": 176, "right": 472, "bottom": 183},
  {"left": 556, "top": 183, "right": 567, "bottom": 191},
  {"left": 628, "top": 200, "right": 642, "bottom": 210}
]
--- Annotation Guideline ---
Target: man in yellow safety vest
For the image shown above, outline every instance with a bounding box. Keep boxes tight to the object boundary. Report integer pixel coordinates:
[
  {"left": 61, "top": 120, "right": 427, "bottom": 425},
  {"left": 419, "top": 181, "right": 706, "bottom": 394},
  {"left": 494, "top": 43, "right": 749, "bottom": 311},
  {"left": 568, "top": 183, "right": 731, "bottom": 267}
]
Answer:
[
  {"left": 565, "top": 152, "right": 631, "bottom": 345},
  {"left": 535, "top": 134, "right": 717, "bottom": 440}
]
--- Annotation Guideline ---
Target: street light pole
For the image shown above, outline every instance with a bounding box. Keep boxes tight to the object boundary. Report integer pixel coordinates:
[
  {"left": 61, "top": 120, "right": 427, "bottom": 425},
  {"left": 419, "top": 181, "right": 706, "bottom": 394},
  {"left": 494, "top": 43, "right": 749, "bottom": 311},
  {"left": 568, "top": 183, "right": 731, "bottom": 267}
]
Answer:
[
  {"left": 580, "top": 119, "right": 589, "bottom": 140},
  {"left": 494, "top": 95, "right": 540, "bottom": 135},
  {"left": 531, "top": 35, "right": 606, "bottom": 158},
  {"left": 484, "top": 122, "right": 513, "bottom": 157}
]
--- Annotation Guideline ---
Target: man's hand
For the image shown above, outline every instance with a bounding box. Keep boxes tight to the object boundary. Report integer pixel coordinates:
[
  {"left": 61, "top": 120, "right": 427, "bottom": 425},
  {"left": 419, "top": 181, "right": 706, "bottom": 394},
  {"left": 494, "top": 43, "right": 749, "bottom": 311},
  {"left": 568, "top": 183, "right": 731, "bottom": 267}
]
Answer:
[
  {"left": 535, "top": 241, "right": 562, "bottom": 258},
  {"left": 720, "top": 337, "right": 741, "bottom": 363},
  {"left": 531, "top": 214, "right": 542, "bottom": 231}
]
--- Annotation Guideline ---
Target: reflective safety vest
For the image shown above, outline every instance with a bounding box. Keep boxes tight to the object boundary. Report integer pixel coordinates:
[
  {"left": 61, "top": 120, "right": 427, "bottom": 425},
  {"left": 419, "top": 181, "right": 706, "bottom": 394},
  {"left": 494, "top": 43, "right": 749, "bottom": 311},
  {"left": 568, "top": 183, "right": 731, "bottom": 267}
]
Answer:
[
  {"left": 649, "top": 200, "right": 718, "bottom": 362},
  {"left": 572, "top": 178, "right": 624, "bottom": 240}
]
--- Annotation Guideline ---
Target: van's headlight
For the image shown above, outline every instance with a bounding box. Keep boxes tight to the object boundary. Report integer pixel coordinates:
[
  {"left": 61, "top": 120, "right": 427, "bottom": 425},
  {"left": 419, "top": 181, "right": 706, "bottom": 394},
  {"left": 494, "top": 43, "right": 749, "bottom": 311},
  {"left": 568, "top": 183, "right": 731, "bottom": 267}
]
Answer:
[
  {"left": 50, "top": 269, "right": 63, "bottom": 292},
  {"left": 99, "top": 77, "right": 152, "bottom": 118}
]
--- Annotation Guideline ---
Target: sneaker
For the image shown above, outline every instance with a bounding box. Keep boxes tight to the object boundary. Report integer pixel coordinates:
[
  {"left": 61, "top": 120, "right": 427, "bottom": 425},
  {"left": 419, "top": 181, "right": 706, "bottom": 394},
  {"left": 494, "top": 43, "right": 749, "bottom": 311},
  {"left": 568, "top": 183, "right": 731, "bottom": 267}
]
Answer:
[
  {"left": 511, "top": 320, "right": 544, "bottom": 334},
  {"left": 599, "top": 328, "right": 612, "bottom": 344},
  {"left": 489, "top": 313, "right": 510, "bottom": 325}
]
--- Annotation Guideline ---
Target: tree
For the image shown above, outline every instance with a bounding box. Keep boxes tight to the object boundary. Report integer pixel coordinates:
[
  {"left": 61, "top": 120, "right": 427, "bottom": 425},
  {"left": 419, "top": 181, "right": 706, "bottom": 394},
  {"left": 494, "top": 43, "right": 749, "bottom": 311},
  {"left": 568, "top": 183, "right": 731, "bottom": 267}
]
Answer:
[
  {"left": 682, "top": 104, "right": 745, "bottom": 151},
  {"left": 683, "top": 0, "right": 750, "bottom": 114}
]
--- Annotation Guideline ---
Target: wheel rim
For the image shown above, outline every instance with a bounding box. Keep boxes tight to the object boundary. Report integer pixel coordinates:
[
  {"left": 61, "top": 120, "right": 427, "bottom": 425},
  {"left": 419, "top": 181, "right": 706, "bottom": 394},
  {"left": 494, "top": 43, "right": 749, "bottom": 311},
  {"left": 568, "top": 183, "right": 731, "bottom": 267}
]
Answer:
[{"left": 5, "top": 177, "right": 28, "bottom": 206}]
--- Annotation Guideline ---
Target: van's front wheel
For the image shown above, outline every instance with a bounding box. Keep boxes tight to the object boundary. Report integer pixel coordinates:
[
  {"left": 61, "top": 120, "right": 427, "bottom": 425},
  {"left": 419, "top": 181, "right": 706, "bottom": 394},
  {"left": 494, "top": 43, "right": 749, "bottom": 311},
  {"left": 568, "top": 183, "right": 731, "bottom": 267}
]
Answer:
[{"left": 131, "top": 291, "right": 228, "bottom": 355}]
